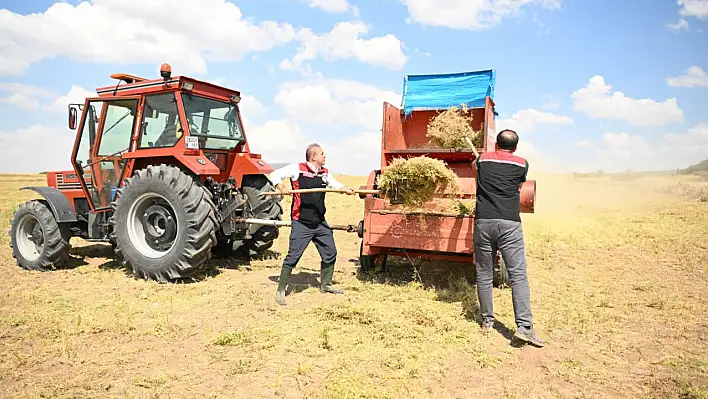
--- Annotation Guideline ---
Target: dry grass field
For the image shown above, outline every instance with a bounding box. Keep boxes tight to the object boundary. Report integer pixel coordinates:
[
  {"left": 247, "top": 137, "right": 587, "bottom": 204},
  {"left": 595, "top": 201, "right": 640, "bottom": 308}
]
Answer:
[{"left": 1, "top": 171, "right": 706, "bottom": 398}]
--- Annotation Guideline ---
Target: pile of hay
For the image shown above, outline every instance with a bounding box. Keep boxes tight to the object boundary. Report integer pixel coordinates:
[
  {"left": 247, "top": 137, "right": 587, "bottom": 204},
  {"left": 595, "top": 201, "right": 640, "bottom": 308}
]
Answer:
[
  {"left": 426, "top": 104, "right": 484, "bottom": 149},
  {"left": 376, "top": 156, "right": 461, "bottom": 208}
]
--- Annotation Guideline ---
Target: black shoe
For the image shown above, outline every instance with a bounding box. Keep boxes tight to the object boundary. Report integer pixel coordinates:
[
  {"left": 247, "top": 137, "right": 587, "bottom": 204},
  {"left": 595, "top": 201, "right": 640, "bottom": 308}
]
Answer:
[
  {"left": 513, "top": 326, "right": 545, "bottom": 347},
  {"left": 481, "top": 319, "right": 495, "bottom": 332},
  {"left": 275, "top": 266, "right": 293, "bottom": 306},
  {"left": 320, "top": 262, "right": 343, "bottom": 294}
]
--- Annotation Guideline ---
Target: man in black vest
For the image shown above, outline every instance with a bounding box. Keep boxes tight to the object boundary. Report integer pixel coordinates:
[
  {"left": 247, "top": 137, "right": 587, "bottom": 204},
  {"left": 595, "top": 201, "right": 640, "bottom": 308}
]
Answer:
[
  {"left": 269, "top": 143, "right": 355, "bottom": 306},
  {"left": 474, "top": 129, "right": 545, "bottom": 347}
]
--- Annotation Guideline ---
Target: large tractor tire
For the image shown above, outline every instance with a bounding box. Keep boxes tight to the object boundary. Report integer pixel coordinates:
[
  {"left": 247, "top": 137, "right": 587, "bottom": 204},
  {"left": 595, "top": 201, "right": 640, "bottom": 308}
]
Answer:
[
  {"left": 9, "top": 200, "right": 71, "bottom": 271},
  {"left": 109, "top": 164, "right": 218, "bottom": 282},
  {"left": 239, "top": 174, "right": 283, "bottom": 256}
]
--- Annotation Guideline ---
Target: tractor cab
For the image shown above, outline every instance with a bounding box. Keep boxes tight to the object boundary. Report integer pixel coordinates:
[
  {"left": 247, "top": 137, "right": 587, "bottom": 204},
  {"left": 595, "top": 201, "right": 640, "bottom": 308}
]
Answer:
[{"left": 67, "top": 63, "right": 249, "bottom": 212}]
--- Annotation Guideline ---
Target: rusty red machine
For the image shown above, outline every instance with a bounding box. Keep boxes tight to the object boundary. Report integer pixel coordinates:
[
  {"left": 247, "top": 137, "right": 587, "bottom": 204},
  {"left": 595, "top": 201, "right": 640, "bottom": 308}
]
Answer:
[{"left": 356, "top": 70, "right": 536, "bottom": 287}]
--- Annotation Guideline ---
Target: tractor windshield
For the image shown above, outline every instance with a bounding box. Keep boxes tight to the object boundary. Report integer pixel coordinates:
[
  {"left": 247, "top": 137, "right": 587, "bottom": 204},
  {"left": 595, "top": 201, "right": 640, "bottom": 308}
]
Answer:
[{"left": 180, "top": 93, "right": 245, "bottom": 150}]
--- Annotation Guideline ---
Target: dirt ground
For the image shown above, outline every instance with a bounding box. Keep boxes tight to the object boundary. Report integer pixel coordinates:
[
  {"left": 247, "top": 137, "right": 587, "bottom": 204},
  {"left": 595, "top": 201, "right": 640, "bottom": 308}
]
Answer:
[{"left": 0, "top": 172, "right": 706, "bottom": 399}]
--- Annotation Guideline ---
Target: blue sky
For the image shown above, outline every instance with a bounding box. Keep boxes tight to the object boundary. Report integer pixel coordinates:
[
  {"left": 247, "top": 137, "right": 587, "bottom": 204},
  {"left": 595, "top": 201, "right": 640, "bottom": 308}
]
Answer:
[{"left": 0, "top": 0, "right": 706, "bottom": 175}]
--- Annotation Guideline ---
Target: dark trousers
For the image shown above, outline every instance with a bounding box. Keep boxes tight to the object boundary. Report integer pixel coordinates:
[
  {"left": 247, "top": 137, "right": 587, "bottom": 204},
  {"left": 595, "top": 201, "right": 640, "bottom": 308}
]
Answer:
[
  {"left": 474, "top": 218, "right": 533, "bottom": 329},
  {"left": 283, "top": 220, "right": 337, "bottom": 268}
]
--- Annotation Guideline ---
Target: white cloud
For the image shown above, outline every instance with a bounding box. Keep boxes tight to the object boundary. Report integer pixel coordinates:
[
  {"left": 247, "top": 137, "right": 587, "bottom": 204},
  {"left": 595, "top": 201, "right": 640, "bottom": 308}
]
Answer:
[
  {"left": 399, "top": 0, "right": 561, "bottom": 30},
  {"left": 667, "top": 1, "right": 708, "bottom": 31},
  {"left": 246, "top": 120, "right": 308, "bottom": 164},
  {"left": 280, "top": 21, "right": 407, "bottom": 73},
  {"left": 320, "top": 130, "right": 382, "bottom": 175},
  {"left": 677, "top": 0, "right": 708, "bottom": 19},
  {"left": 664, "top": 122, "right": 708, "bottom": 149},
  {"left": 496, "top": 108, "right": 573, "bottom": 135},
  {"left": 667, "top": 65, "right": 708, "bottom": 87},
  {"left": 245, "top": 119, "right": 381, "bottom": 175},
  {"left": 574, "top": 140, "right": 592, "bottom": 148},
  {"left": 47, "top": 86, "right": 97, "bottom": 112},
  {"left": 238, "top": 94, "right": 266, "bottom": 118},
  {"left": 0, "top": 93, "right": 40, "bottom": 110},
  {"left": 0, "top": 83, "right": 95, "bottom": 112},
  {"left": 305, "top": 0, "right": 359, "bottom": 16},
  {"left": 571, "top": 75, "right": 684, "bottom": 127},
  {"left": 667, "top": 18, "right": 690, "bottom": 31},
  {"left": 0, "top": 0, "right": 298, "bottom": 76},
  {"left": 576, "top": 123, "right": 708, "bottom": 172},
  {"left": 0, "top": 82, "right": 54, "bottom": 98},
  {"left": 0, "top": 125, "right": 76, "bottom": 173},
  {"left": 274, "top": 77, "right": 400, "bottom": 131},
  {"left": 0, "top": 82, "right": 56, "bottom": 109}
]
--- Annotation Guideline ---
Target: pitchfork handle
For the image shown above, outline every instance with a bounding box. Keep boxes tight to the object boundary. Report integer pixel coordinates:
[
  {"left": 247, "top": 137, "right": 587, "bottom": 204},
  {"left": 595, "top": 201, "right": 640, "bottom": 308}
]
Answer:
[
  {"left": 263, "top": 188, "right": 381, "bottom": 196},
  {"left": 465, "top": 136, "right": 480, "bottom": 158}
]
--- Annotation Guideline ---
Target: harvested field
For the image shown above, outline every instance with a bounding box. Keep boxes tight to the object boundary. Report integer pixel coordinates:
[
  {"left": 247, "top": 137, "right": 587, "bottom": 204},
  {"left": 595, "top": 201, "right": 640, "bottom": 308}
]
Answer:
[{"left": 1, "top": 172, "right": 707, "bottom": 398}]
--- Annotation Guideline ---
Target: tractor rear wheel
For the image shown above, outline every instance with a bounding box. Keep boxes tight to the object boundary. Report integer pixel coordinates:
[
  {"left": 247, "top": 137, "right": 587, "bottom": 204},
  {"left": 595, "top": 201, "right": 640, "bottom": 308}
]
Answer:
[
  {"left": 9, "top": 200, "right": 71, "bottom": 271},
  {"left": 239, "top": 174, "right": 283, "bottom": 256},
  {"left": 109, "top": 164, "right": 218, "bottom": 282}
]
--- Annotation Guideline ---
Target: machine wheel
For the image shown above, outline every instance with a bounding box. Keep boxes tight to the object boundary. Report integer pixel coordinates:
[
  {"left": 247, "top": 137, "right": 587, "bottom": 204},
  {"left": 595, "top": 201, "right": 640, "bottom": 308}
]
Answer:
[
  {"left": 9, "top": 200, "right": 71, "bottom": 271},
  {"left": 239, "top": 174, "right": 283, "bottom": 256},
  {"left": 493, "top": 251, "right": 509, "bottom": 288},
  {"left": 109, "top": 164, "right": 218, "bottom": 282},
  {"left": 359, "top": 241, "right": 375, "bottom": 272},
  {"left": 359, "top": 240, "right": 386, "bottom": 272}
]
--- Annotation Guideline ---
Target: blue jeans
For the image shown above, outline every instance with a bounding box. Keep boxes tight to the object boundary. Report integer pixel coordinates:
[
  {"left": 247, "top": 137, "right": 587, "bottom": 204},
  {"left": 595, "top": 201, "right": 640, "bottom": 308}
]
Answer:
[{"left": 474, "top": 218, "right": 533, "bottom": 329}]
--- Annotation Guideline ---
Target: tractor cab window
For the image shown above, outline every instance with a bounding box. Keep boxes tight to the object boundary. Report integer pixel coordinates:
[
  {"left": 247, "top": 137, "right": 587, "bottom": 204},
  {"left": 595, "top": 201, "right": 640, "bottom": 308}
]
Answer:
[
  {"left": 180, "top": 93, "right": 244, "bottom": 150},
  {"left": 139, "top": 93, "right": 182, "bottom": 148},
  {"left": 72, "top": 97, "right": 139, "bottom": 210},
  {"left": 98, "top": 99, "right": 138, "bottom": 156}
]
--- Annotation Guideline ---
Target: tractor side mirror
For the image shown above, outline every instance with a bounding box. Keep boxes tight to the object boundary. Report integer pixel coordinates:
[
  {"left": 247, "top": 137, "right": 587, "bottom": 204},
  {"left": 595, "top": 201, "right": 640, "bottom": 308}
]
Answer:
[{"left": 68, "top": 106, "right": 78, "bottom": 130}]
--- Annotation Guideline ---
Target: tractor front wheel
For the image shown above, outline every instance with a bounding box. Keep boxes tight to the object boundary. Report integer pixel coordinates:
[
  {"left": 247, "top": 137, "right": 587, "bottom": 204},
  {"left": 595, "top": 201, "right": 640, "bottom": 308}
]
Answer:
[
  {"left": 9, "top": 200, "right": 71, "bottom": 271},
  {"left": 110, "top": 165, "right": 218, "bottom": 282}
]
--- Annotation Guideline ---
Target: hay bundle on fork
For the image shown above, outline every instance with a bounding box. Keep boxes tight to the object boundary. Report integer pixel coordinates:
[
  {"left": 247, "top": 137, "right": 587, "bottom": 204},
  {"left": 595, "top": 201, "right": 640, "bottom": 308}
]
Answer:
[
  {"left": 426, "top": 104, "right": 484, "bottom": 149},
  {"left": 376, "top": 156, "right": 461, "bottom": 208}
]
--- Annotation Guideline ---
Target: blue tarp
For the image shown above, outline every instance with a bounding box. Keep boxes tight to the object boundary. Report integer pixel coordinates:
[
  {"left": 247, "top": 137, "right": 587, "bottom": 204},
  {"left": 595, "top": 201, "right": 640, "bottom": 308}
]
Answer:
[{"left": 401, "top": 69, "right": 496, "bottom": 116}]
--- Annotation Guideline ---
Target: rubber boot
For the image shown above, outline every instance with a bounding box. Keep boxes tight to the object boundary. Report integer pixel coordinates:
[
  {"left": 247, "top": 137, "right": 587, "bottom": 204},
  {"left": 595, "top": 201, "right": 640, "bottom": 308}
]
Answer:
[
  {"left": 275, "top": 266, "right": 293, "bottom": 306},
  {"left": 320, "top": 262, "right": 344, "bottom": 294}
]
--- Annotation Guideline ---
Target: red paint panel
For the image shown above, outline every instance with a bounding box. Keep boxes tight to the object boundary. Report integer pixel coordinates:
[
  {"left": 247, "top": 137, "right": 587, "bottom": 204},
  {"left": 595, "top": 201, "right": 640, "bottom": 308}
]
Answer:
[{"left": 365, "top": 212, "right": 475, "bottom": 254}]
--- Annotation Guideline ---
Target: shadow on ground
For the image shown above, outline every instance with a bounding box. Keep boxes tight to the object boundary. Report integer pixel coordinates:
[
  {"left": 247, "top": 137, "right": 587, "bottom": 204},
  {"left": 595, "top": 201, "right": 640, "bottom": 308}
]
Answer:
[
  {"left": 69, "top": 242, "right": 283, "bottom": 284},
  {"left": 267, "top": 271, "right": 322, "bottom": 295},
  {"left": 349, "top": 253, "right": 524, "bottom": 346}
]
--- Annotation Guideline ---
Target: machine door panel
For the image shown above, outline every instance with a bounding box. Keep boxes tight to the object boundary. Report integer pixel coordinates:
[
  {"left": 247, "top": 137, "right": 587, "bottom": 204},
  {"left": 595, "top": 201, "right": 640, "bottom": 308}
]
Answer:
[{"left": 72, "top": 97, "right": 140, "bottom": 211}]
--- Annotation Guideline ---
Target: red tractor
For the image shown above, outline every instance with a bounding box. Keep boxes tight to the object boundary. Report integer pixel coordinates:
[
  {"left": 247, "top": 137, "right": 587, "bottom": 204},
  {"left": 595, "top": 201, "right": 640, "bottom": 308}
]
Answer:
[{"left": 9, "top": 64, "right": 284, "bottom": 282}]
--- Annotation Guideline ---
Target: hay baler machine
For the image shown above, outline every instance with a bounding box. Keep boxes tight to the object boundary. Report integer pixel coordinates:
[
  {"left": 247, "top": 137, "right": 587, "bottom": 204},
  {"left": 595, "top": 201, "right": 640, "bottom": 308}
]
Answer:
[{"left": 355, "top": 70, "right": 536, "bottom": 287}]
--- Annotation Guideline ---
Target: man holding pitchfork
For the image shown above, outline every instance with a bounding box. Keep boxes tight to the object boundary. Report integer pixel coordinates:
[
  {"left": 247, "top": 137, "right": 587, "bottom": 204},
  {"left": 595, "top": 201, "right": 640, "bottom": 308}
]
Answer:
[{"left": 268, "top": 143, "right": 356, "bottom": 306}]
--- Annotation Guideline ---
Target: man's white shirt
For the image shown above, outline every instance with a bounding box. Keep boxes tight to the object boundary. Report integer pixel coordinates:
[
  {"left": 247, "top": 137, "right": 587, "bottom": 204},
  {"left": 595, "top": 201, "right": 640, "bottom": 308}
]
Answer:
[{"left": 268, "top": 162, "right": 345, "bottom": 189}]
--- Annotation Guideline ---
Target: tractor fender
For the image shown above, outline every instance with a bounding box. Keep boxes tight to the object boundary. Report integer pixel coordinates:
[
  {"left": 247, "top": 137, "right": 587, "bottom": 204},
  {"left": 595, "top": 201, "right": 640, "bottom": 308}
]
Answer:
[{"left": 20, "top": 187, "right": 78, "bottom": 223}]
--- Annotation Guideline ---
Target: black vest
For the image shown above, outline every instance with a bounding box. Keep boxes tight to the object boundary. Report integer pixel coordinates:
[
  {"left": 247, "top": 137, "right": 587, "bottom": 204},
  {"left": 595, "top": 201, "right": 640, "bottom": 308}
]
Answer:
[{"left": 290, "top": 163, "right": 329, "bottom": 225}]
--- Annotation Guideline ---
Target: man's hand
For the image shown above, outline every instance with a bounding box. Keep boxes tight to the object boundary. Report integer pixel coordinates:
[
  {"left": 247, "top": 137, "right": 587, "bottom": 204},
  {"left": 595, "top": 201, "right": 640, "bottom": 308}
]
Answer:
[
  {"left": 276, "top": 183, "right": 290, "bottom": 195},
  {"left": 343, "top": 186, "right": 355, "bottom": 195}
]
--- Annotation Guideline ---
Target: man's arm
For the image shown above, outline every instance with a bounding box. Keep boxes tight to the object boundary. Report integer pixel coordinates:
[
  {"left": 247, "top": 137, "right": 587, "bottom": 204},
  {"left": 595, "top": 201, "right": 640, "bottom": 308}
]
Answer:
[
  {"left": 519, "top": 159, "right": 529, "bottom": 191},
  {"left": 268, "top": 163, "right": 299, "bottom": 194},
  {"left": 326, "top": 171, "right": 355, "bottom": 194}
]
